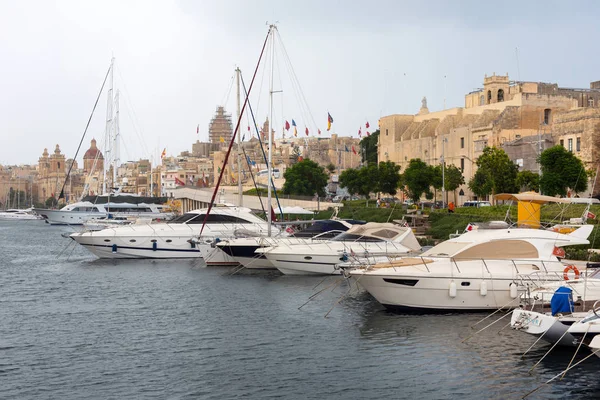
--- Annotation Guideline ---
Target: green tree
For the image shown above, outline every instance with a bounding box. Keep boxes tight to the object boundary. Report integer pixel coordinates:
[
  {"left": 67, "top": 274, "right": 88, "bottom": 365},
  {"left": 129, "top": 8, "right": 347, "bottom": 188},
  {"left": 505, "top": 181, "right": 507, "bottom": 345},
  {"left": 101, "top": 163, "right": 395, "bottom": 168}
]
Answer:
[
  {"left": 516, "top": 170, "right": 540, "bottom": 192},
  {"left": 377, "top": 161, "right": 401, "bottom": 196},
  {"left": 402, "top": 158, "right": 433, "bottom": 203},
  {"left": 282, "top": 158, "right": 328, "bottom": 197},
  {"left": 468, "top": 169, "right": 493, "bottom": 198},
  {"left": 445, "top": 164, "right": 465, "bottom": 203},
  {"left": 326, "top": 163, "right": 336, "bottom": 174},
  {"left": 45, "top": 196, "right": 58, "bottom": 208},
  {"left": 357, "top": 163, "right": 379, "bottom": 199},
  {"left": 359, "top": 130, "right": 379, "bottom": 164},
  {"left": 539, "top": 145, "right": 588, "bottom": 196},
  {"left": 339, "top": 168, "right": 361, "bottom": 196},
  {"left": 469, "top": 147, "right": 518, "bottom": 199}
]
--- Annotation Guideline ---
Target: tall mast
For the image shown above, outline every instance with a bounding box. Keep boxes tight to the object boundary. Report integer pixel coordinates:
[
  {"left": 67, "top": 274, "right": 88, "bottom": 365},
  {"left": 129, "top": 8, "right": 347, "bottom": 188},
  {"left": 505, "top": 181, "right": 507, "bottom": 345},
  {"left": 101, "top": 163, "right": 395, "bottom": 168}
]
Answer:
[
  {"left": 267, "top": 25, "right": 275, "bottom": 236},
  {"left": 103, "top": 57, "right": 115, "bottom": 194},
  {"left": 236, "top": 67, "right": 243, "bottom": 206},
  {"left": 113, "top": 89, "right": 120, "bottom": 189}
]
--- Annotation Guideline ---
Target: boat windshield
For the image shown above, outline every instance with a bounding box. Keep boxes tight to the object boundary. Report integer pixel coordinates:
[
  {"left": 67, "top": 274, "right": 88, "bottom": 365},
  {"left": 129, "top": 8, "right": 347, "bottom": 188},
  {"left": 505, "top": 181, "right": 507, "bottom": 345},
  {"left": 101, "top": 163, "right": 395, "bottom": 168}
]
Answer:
[
  {"left": 330, "top": 233, "right": 385, "bottom": 242},
  {"left": 168, "top": 213, "right": 254, "bottom": 224},
  {"left": 421, "top": 241, "right": 471, "bottom": 257}
]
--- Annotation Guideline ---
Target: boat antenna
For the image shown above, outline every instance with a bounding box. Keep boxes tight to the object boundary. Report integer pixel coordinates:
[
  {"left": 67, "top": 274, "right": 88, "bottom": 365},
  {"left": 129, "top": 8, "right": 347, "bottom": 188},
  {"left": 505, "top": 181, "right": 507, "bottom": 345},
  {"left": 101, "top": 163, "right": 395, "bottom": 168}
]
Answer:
[
  {"left": 57, "top": 61, "right": 112, "bottom": 202},
  {"left": 199, "top": 26, "right": 273, "bottom": 236}
]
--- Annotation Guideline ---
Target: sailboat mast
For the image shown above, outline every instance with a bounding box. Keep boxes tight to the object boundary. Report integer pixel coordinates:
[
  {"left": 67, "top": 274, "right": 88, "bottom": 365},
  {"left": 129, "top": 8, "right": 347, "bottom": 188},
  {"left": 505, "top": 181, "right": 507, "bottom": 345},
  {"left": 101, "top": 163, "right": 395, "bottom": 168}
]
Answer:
[
  {"left": 267, "top": 26, "right": 275, "bottom": 236},
  {"left": 103, "top": 57, "right": 115, "bottom": 194},
  {"left": 236, "top": 67, "right": 243, "bottom": 206},
  {"left": 113, "top": 90, "right": 120, "bottom": 189}
]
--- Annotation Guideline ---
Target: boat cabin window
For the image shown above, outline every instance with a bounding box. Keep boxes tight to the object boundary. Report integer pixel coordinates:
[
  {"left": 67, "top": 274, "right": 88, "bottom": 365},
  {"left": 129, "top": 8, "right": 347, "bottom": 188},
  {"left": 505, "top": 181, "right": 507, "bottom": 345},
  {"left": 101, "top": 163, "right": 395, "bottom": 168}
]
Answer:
[
  {"left": 71, "top": 206, "right": 100, "bottom": 212},
  {"left": 169, "top": 213, "right": 253, "bottom": 224}
]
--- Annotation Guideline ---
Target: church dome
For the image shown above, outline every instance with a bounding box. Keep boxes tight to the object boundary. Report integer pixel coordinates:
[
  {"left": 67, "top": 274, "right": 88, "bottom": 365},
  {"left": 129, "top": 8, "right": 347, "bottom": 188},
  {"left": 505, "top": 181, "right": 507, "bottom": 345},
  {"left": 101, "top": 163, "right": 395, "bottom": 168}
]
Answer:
[{"left": 84, "top": 138, "right": 104, "bottom": 160}]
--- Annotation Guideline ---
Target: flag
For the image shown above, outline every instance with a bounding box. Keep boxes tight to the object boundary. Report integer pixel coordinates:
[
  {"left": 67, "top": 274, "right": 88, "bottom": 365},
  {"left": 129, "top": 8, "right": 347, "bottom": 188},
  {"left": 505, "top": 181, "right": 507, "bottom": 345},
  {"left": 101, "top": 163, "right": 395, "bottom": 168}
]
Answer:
[
  {"left": 318, "top": 129, "right": 321, "bottom": 135},
  {"left": 298, "top": 156, "right": 303, "bottom": 162},
  {"left": 189, "top": 176, "right": 194, "bottom": 184},
  {"left": 345, "top": 145, "right": 349, "bottom": 152},
  {"left": 327, "top": 112, "right": 333, "bottom": 131},
  {"left": 196, "top": 124, "right": 199, "bottom": 134},
  {"left": 219, "top": 136, "right": 225, "bottom": 143},
  {"left": 358, "top": 128, "right": 362, "bottom": 137},
  {"left": 291, "top": 119, "right": 296, "bottom": 127},
  {"left": 285, "top": 120, "right": 290, "bottom": 131},
  {"left": 270, "top": 207, "right": 277, "bottom": 223},
  {"left": 352, "top": 145, "right": 357, "bottom": 155},
  {"left": 588, "top": 211, "right": 596, "bottom": 219},
  {"left": 161, "top": 148, "right": 166, "bottom": 159},
  {"left": 175, "top": 177, "right": 185, "bottom": 186},
  {"left": 217, "top": 166, "right": 221, "bottom": 173},
  {"left": 230, "top": 171, "right": 236, "bottom": 183},
  {"left": 366, "top": 131, "right": 370, "bottom": 136},
  {"left": 305, "top": 127, "right": 309, "bottom": 136},
  {"left": 365, "top": 121, "right": 370, "bottom": 129}
]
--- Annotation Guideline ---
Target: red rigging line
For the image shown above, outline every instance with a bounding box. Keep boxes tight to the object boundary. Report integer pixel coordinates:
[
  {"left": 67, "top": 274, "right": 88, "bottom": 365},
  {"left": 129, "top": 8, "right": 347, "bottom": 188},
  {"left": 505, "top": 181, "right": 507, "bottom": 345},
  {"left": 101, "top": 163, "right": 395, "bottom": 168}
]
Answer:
[{"left": 199, "top": 26, "right": 274, "bottom": 236}]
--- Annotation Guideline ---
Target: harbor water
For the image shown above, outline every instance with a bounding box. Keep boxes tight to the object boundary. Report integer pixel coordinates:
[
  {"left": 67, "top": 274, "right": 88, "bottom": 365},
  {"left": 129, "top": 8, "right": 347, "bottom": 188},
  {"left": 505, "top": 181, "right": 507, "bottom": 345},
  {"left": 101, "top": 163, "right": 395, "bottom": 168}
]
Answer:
[{"left": 1, "top": 221, "right": 599, "bottom": 399}]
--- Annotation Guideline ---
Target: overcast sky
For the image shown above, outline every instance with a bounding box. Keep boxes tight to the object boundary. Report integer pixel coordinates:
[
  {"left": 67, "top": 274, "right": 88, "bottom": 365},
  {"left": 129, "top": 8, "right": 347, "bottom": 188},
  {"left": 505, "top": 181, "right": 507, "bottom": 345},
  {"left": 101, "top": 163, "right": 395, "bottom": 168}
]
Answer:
[{"left": 2, "top": 0, "right": 599, "bottom": 166}]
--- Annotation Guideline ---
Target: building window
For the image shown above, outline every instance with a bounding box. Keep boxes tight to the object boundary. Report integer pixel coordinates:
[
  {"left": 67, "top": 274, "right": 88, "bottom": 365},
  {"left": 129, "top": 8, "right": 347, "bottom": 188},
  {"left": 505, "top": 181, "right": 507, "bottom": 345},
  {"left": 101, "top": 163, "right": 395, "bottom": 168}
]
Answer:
[
  {"left": 576, "top": 137, "right": 581, "bottom": 152},
  {"left": 568, "top": 138, "right": 573, "bottom": 152},
  {"left": 560, "top": 139, "right": 564, "bottom": 147},
  {"left": 487, "top": 90, "right": 492, "bottom": 104},
  {"left": 543, "top": 109, "right": 551, "bottom": 125},
  {"left": 497, "top": 89, "right": 504, "bottom": 102},
  {"left": 386, "top": 129, "right": 388, "bottom": 136},
  {"left": 460, "top": 158, "right": 465, "bottom": 172},
  {"left": 460, "top": 137, "right": 465, "bottom": 149},
  {"left": 589, "top": 98, "right": 595, "bottom": 107}
]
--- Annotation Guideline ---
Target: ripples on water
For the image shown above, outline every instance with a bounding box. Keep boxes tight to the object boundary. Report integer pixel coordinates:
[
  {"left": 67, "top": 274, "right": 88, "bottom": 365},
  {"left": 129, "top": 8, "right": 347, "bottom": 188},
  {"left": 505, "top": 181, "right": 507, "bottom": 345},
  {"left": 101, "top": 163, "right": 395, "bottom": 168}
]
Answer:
[{"left": 1, "top": 221, "right": 599, "bottom": 399}]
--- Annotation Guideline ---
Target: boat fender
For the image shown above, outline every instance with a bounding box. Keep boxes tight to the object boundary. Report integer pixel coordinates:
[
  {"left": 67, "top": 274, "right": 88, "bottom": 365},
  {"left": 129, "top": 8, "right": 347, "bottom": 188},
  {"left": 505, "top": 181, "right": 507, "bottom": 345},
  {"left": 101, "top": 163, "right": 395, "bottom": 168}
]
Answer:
[
  {"left": 563, "top": 265, "right": 580, "bottom": 281},
  {"left": 152, "top": 242, "right": 158, "bottom": 251},
  {"left": 449, "top": 280, "right": 457, "bottom": 298},
  {"left": 340, "top": 253, "right": 348, "bottom": 262},
  {"left": 509, "top": 283, "right": 518, "bottom": 299},
  {"left": 480, "top": 281, "right": 488, "bottom": 296},
  {"left": 214, "top": 238, "right": 222, "bottom": 244},
  {"left": 190, "top": 241, "right": 196, "bottom": 249},
  {"left": 112, "top": 244, "right": 118, "bottom": 253}
]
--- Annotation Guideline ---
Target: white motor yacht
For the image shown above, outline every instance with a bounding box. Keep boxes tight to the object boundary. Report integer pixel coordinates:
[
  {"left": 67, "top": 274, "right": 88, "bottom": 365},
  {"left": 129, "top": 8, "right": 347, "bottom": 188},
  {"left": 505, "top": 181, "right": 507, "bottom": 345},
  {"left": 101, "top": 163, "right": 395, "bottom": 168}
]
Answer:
[
  {"left": 254, "top": 223, "right": 422, "bottom": 275},
  {"left": 347, "top": 226, "right": 593, "bottom": 312},
  {"left": 206, "top": 219, "right": 363, "bottom": 269},
  {"left": 0, "top": 208, "right": 43, "bottom": 221},
  {"left": 69, "top": 205, "right": 278, "bottom": 259},
  {"left": 34, "top": 199, "right": 171, "bottom": 225}
]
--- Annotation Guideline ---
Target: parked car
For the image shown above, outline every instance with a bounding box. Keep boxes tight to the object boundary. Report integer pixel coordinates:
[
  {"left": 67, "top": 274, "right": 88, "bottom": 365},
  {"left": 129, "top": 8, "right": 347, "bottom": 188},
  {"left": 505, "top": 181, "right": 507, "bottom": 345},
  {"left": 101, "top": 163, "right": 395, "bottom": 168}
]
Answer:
[{"left": 463, "top": 200, "right": 491, "bottom": 208}]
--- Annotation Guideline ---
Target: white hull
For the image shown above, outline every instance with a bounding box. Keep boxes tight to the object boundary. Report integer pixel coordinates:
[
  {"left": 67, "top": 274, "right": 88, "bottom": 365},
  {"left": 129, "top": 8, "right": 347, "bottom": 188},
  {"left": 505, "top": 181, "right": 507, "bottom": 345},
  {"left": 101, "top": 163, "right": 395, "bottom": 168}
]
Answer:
[
  {"left": 204, "top": 247, "right": 241, "bottom": 267},
  {"left": 511, "top": 309, "right": 580, "bottom": 347},
  {"left": 267, "top": 252, "right": 343, "bottom": 275},
  {"left": 0, "top": 214, "right": 42, "bottom": 221},
  {"left": 355, "top": 274, "right": 524, "bottom": 311}
]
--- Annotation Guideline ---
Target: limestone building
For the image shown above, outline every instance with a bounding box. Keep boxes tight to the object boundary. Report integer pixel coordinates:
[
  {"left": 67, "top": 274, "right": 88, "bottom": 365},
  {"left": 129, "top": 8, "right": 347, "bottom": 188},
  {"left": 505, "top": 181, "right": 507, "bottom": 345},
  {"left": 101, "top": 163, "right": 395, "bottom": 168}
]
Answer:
[
  {"left": 208, "top": 106, "right": 233, "bottom": 145},
  {"left": 379, "top": 73, "right": 600, "bottom": 202}
]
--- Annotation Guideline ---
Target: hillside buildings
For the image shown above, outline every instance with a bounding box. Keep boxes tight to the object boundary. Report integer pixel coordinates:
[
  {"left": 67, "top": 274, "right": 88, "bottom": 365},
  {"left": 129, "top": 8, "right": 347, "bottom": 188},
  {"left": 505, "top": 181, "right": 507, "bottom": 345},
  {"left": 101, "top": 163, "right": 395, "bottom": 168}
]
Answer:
[{"left": 379, "top": 73, "right": 600, "bottom": 201}]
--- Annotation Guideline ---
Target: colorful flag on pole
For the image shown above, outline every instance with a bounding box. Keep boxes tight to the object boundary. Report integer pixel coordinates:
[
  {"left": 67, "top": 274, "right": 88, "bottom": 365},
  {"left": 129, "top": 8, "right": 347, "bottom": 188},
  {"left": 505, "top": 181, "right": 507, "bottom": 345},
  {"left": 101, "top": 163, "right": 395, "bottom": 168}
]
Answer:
[
  {"left": 220, "top": 136, "right": 225, "bottom": 143},
  {"left": 285, "top": 120, "right": 290, "bottom": 131},
  {"left": 352, "top": 145, "right": 357, "bottom": 155},
  {"left": 292, "top": 119, "right": 297, "bottom": 137},
  {"left": 366, "top": 131, "right": 370, "bottom": 137},
  {"left": 318, "top": 129, "right": 321, "bottom": 135},
  {"left": 161, "top": 148, "right": 166, "bottom": 159},
  {"left": 175, "top": 177, "right": 185, "bottom": 186},
  {"left": 196, "top": 124, "right": 199, "bottom": 134},
  {"left": 365, "top": 121, "right": 370, "bottom": 129},
  {"left": 345, "top": 145, "right": 349, "bottom": 152},
  {"left": 305, "top": 127, "right": 309, "bottom": 136},
  {"left": 327, "top": 112, "right": 334, "bottom": 131},
  {"left": 358, "top": 128, "right": 362, "bottom": 137}
]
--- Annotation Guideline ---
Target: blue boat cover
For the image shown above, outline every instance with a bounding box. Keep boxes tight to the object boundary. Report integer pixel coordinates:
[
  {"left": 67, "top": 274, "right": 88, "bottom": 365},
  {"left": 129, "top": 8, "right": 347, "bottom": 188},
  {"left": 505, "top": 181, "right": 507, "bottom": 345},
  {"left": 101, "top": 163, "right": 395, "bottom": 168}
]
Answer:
[{"left": 550, "top": 286, "right": 574, "bottom": 316}]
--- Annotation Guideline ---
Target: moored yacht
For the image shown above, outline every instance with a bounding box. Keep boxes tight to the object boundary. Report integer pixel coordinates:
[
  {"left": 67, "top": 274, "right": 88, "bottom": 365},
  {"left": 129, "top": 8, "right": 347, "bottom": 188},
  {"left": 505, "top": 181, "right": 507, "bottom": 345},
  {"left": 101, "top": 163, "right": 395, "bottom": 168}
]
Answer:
[
  {"left": 207, "top": 219, "right": 365, "bottom": 269},
  {"left": 347, "top": 226, "right": 593, "bottom": 312},
  {"left": 0, "top": 208, "right": 43, "bottom": 221},
  {"left": 69, "top": 205, "right": 278, "bottom": 259},
  {"left": 255, "top": 222, "right": 422, "bottom": 275}
]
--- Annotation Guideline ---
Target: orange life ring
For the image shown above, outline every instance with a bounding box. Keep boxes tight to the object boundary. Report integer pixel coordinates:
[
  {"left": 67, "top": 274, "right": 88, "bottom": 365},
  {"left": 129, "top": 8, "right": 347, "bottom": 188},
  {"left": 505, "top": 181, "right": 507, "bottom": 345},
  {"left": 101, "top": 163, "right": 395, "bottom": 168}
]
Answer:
[{"left": 563, "top": 265, "right": 580, "bottom": 281}]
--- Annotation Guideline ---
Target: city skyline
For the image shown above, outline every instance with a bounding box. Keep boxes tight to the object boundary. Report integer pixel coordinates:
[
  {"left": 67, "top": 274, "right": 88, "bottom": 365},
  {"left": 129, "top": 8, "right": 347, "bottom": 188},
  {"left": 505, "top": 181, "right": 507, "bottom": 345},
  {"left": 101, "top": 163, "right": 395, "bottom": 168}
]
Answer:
[{"left": 2, "top": 0, "right": 600, "bottom": 165}]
